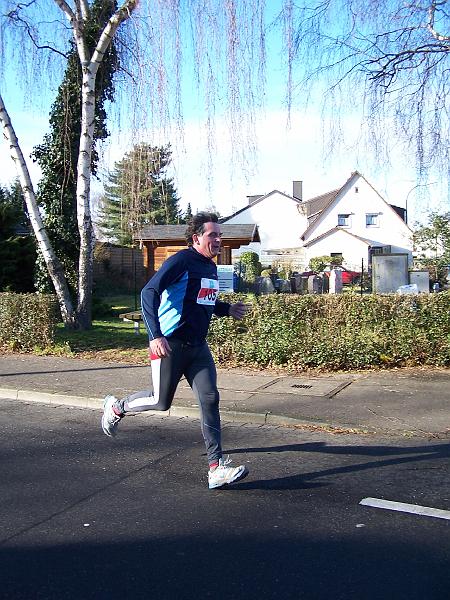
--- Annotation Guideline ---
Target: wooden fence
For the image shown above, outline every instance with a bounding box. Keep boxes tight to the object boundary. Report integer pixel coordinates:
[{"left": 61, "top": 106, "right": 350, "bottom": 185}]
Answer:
[{"left": 93, "top": 243, "right": 147, "bottom": 293}]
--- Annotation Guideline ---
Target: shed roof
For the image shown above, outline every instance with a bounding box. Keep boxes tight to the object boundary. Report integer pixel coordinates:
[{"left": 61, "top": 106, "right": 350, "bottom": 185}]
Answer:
[
  {"left": 221, "top": 190, "right": 300, "bottom": 222},
  {"left": 135, "top": 223, "right": 260, "bottom": 242},
  {"left": 303, "top": 189, "right": 340, "bottom": 217},
  {"left": 302, "top": 227, "right": 372, "bottom": 247}
]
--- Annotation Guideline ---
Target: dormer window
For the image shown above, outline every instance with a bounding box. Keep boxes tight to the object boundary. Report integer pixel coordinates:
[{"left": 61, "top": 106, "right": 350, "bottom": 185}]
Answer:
[
  {"left": 338, "top": 213, "right": 351, "bottom": 227},
  {"left": 366, "top": 213, "right": 379, "bottom": 227}
]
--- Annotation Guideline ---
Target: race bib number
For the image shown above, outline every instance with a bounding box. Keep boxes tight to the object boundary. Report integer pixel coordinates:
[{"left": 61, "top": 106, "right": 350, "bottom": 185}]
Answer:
[{"left": 197, "top": 278, "right": 219, "bottom": 305}]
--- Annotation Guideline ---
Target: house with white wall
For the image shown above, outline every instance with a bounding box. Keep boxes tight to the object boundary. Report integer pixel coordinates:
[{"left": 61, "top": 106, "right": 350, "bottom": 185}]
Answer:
[
  {"left": 221, "top": 182, "right": 308, "bottom": 268},
  {"left": 222, "top": 171, "right": 413, "bottom": 271},
  {"left": 301, "top": 172, "right": 413, "bottom": 270}
]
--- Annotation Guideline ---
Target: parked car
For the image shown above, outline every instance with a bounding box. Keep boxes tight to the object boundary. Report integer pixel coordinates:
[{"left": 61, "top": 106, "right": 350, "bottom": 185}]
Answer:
[
  {"left": 298, "top": 270, "right": 317, "bottom": 278},
  {"left": 300, "top": 267, "right": 361, "bottom": 285},
  {"left": 325, "top": 266, "right": 361, "bottom": 285}
]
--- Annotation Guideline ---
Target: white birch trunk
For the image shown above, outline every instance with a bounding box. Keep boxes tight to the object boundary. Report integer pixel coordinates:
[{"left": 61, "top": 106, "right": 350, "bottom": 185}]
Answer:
[
  {"left": 0, "top": 93, "right": 76, "bottom": 327},
  {"left": 56, "top": 0, "right": 138, "bottom": 328},
  {"left": 75, "top": 66, "right": 96, "bottom": 328}
]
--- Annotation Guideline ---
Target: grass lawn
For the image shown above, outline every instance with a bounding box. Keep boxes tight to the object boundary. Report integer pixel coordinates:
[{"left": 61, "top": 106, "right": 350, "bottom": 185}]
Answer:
[{"left": 54, "top": 295, "right": 149, "bottom": 364}]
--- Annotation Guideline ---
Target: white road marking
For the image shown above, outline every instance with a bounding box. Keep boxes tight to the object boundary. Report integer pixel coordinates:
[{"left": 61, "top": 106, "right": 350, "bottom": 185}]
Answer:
[{"left": 360, "top": 497, "right": 450, "bottom": 521}]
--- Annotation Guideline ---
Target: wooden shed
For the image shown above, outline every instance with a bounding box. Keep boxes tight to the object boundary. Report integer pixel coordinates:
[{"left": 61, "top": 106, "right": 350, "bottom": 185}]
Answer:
[{"left": 135, "top": 224, "right": 260, "bottom": 278}]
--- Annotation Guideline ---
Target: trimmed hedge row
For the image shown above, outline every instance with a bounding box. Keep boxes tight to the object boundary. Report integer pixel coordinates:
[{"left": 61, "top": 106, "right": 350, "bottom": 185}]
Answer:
[
  {"left": 208, "top": 292, "right": 450, "bottom": 370},
  {"left": 0, "top": 293, "right": 58, "bottom": 350}
]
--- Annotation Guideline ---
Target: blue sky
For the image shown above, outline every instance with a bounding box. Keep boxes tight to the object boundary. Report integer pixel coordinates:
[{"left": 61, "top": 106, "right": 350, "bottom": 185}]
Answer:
[{"left": 0, "top": 1, "right": 448, "bottom": 226}]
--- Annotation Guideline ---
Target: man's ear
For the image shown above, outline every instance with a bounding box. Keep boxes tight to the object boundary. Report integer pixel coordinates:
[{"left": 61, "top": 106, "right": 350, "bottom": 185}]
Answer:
[{"left": 192, "top": 233, "right": 200, "bottom": 245}]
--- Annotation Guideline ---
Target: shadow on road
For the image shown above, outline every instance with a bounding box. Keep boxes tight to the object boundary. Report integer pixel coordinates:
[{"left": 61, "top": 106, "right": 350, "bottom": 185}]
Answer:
[
  {"left": 228, "top": 441, "right": 450, "bottom": 457},
  {"left": 225, "top": 442, "right": 450, "bottom": 491},
  {"left": 1, "top": 532, "right": 447, "bottom": 600}
]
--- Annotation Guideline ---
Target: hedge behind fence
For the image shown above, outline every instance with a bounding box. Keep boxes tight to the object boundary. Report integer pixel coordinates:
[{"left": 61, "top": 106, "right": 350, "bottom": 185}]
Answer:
[
  {"left": 0, "top": 293, "right": 58, "bottom": 350},
  {"left": 209, "top": 292, "right": 450, "bottom": 370}
]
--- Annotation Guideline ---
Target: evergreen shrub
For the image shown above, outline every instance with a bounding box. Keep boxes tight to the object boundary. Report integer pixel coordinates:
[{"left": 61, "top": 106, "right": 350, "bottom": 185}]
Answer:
[
  {"left": 0, "top": 293, "right": 58, "bottom": 350},
  {"left": 208, "top": 292, "right": 450, "bottom": 370}
]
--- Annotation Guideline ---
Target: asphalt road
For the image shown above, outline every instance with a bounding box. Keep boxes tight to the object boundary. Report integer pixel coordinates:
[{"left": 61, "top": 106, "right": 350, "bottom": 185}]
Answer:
[{"left": 1, "top": 400, "right": 449, "bottom": 600}]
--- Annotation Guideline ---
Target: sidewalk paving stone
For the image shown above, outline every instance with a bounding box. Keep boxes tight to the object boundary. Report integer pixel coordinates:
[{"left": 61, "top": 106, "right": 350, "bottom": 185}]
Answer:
[{"left": 0, "top": 354, "right": 449, "bottom": 437}]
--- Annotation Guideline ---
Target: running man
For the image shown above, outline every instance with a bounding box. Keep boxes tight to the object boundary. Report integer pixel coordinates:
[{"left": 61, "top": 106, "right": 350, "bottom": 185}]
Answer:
[{"left": 101, "top": 212, "right": 250, "bottom": 489}]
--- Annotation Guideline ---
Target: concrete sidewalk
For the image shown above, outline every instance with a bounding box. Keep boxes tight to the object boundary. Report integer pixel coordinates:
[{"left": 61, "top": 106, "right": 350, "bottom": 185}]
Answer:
[{"left": 0, "top": 353, "right": 449, "bottom": 437}]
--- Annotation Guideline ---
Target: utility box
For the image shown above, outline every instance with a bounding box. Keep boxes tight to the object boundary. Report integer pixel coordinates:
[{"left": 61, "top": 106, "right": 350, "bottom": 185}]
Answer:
[
  {"left": 409, "top": 270, "right": 430, "bottom": 293},
  {"left": 372, "top": 253, "right": 409, "bottom": 293}
]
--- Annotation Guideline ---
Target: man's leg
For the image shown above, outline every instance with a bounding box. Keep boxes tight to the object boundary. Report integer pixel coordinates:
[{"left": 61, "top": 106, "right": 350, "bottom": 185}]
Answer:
[
  {"left": 101, "top": 339, "right": 185, "bottom": 437},
  {"left": 184, "top": 343, "right": 222, "bottom": 466},
  {"left": 185, "top": 343, "right": 248, "bottom": 489}
]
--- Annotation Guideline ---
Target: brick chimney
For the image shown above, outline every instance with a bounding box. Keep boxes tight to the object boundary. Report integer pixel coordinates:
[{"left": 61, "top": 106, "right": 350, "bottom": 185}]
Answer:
[
  {"left": 293, "top": 181, "right": 303, "bottom": 201},
  {"left": 247, "top": 194, "right": 263, "bottom": 205}
]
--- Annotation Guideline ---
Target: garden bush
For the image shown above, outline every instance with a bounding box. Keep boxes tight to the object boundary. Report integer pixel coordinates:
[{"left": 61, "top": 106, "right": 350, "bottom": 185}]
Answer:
[
  {"left": 0, "top": 292, "right": 58, "bottom": 350},
  {"left": 208, "top": 292, "right": 450, "bottom": 370}
]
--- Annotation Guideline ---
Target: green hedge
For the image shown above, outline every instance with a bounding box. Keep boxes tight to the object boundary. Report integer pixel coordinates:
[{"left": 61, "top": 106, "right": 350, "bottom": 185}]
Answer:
[
  {"left": 208, "top": 292, "right": 450, "bottom": 370},
  {"left": 0, "top": 293, "right": 58, "bottom": 350}
]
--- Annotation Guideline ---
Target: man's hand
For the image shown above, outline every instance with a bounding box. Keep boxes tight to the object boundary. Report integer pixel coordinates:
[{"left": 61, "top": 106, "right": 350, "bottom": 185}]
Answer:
[
  {"left": 229, "top": 301, "right": 251, "bottom": 320},
  {"left": 149, "top": 336, "right": 172, "bottom": 359}
]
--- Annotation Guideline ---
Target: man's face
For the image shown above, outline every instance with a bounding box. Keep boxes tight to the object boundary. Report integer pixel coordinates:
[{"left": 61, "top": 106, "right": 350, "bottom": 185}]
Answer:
[{"left": 193, "top": 221, "right": 222, "bottom": 259}]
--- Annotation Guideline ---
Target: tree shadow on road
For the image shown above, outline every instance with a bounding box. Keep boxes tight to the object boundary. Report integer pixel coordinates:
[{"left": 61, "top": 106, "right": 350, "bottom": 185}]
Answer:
[
  {"left": 227, "top": 440, "right": 450, "bottom": 458},
  {"left": 224, "top": 442, "right": 450, "bottom": 491}
]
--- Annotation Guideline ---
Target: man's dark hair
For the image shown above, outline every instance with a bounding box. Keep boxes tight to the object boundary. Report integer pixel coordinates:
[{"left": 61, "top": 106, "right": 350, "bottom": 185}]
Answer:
[{"left": 185, "top": 211, "right": 219, "bottom": 246}]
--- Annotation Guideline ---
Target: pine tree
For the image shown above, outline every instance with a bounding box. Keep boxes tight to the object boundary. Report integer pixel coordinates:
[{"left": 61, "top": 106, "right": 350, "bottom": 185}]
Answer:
[
  {"left": 0, "top": 181, "right": 36, "bottom": 292},
  {"left": 32, "top": 0, "right": 119, "bottom": 294},
  {"left": 183, "top": 203, "right": 193, "bottom": 224},
  {"left": 99, "top": 143, "right": 182, "bottom": 245}
]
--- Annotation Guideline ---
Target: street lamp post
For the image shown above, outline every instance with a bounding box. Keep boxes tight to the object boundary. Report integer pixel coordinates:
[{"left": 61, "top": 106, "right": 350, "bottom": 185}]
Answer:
[{"left": 404, "top": 181, "right": 437, "bottom": 225}]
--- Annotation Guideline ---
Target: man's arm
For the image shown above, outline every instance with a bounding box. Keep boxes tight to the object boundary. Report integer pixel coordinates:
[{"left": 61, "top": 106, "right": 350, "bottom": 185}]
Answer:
[
  {"left": 149, "top": 336, "right": 172, "bottom": 358},
  {"left": 213, "top": 299, "right": 231, "bottom": 318},
  {"left": 213, "top": 300, "right": 250, "bottom": 320},
  {"left": 141, "top": 253, "right": 186, "bottom": 353},
  {"left": 228, "top": 301, "right": 251, "bottom": 320}
]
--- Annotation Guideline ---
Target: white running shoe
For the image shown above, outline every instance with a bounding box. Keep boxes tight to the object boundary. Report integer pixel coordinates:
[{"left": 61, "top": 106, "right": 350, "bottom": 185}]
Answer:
[
  {"left": 101, "top": 395, "right": 122, "bottom": 437},
  {"left": 208, "top": 457, "right": 249, "bottom": 489}
]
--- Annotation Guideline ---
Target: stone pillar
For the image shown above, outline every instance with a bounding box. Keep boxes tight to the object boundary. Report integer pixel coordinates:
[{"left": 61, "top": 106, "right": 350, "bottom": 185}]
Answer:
[
  {"left": 329, "top": 269, "right": 343, "bottom": 294},
  {"left": 308, "top": 275, "right": 323, "bottom": 294}
]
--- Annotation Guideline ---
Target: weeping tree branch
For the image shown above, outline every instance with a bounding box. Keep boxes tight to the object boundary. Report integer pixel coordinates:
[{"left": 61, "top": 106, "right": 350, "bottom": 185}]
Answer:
[
  {"left": 1, "top": 0, "right": 273, "bottom": 328},
  {"left": 367, "top": 43, "right": 449, "bottom": 87},
  {"left": 291, "top": 0, "right": 450, "bottom": 174},
  {"left": 428, "top": 0, "right": 450, "bottom": 42},
  {"left": 6, "top": 4, "right": 69, "bottom": 57}
]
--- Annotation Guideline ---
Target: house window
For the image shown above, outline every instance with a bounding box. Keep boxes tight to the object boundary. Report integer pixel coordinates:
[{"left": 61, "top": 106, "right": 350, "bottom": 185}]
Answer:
[
  {"left": 338, "top": 214, "right": 350, "bottom": 227},
  {"left": 330, "top": 252, "right": 343, "bottom": 266},
  {"left": 366, "top": 213, "right": 379, "bottom": 227},
  {"left": 371, "top": 245, "right": 391, "bottom": 255}
]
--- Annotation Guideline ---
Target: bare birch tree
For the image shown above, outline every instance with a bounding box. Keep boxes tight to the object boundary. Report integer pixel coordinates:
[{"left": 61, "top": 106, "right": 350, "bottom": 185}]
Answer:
[{"left": 0, "top": 0, "right": 274, "bottom": 329}]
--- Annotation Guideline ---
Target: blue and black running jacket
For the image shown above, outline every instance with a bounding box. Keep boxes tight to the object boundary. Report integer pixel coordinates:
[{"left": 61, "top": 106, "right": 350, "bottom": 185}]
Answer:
[{"left": 141, "top": 247, "right": 230, "bottom": 345}]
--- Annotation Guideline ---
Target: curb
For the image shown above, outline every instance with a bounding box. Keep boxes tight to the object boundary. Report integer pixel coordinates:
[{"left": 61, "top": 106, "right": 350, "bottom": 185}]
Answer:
[
  {"left": 2, "top": 386, "right": 440, "bottom": 437},
  {"left": 0, "top": 387, "right": 102, "bottom": 410},
  {"left": 0, "top": 386, "right": 332, "bottom": 430}
]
